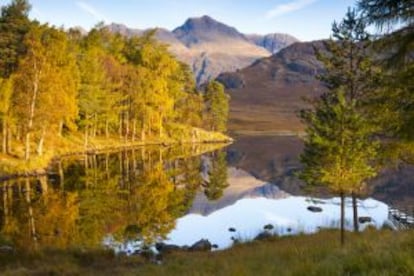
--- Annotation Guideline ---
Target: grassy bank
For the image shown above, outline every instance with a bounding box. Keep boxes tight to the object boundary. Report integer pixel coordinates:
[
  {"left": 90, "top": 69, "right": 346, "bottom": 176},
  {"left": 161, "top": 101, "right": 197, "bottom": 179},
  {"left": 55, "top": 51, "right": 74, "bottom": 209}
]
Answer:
[
  {"left": 1, "top": 229, "right": 413, "bottom": 275},
  {"left": 0, "top": 125, "right": 232, "bottom": 177}
]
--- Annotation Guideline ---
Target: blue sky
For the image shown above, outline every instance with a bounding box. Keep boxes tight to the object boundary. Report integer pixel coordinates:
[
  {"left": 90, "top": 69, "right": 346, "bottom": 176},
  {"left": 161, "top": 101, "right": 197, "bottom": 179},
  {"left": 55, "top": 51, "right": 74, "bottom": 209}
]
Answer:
[{"left": 1, "top": 0, "right": 357, "bottom": 41}]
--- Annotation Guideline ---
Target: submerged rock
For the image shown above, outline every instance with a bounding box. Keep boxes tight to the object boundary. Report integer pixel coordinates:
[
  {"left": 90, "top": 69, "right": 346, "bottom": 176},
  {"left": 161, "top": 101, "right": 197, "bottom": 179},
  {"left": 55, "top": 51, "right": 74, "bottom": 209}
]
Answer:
[
  {"left": 228, "top": 227, "right": 236, "bottom": 232},
  {"left": 190, "top": 239, "right": 212, "bottom": 251},
  {"left": 264, "top": 224, "right": 274, "bottom": 230}
]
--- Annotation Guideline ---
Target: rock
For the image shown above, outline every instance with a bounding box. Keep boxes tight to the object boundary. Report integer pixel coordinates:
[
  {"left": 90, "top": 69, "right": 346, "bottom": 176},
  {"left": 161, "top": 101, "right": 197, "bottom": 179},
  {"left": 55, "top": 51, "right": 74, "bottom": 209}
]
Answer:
[
  {"left": 228, "top": 227, "right": 236, "bottom": 232},
  {"left": 286, "top": 227, "right": 292, "bottom": 233},
  {"left": 358, "top": 216, "right": 372, "bottom": 224},
  {"left": 307, "top": 206, "right": 323, "bottom": 213},
  {"left": 264, "top": 224, "right": 274, "bottom": 230},
  {"left": 155, "top": 242, "right": 183, "bottom": 254},
  {"left": 254, "top": 231, "right": 273, "bottom": 241},
  {"left": 0, "top": 245, "right": 14, "bottom": 253},
  {"left": 190, "top": 239, "right": 212, "bottom": 251},
  {"left": 212, "top": 244, "right": 219, "bottom": 249}
]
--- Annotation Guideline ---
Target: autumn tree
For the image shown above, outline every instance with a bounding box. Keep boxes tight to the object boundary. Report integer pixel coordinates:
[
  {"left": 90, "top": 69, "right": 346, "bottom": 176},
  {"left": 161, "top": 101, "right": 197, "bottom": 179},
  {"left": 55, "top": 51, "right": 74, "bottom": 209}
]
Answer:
[{"left": 0, "top": 0, "right": 31, "bottom": 155}]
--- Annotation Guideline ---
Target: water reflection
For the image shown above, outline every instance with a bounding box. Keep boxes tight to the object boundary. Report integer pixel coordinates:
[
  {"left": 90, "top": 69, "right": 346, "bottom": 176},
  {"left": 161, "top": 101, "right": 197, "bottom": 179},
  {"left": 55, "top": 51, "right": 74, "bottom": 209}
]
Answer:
[{"left": 0, "top": 144, "right": 229, "bottom": 251}]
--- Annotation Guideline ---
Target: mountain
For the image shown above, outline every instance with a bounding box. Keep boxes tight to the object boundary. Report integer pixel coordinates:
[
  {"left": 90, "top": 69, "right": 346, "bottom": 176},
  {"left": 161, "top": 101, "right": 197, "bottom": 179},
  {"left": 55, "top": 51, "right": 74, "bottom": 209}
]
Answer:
[
  {"left": 217, "top": 40, "right": 326, "bottom": 134},
  {"left": 106, "top": 23, "right": 143, "bottom": 37},
  {"left": 172, "top": 15, "right": 246, "bottom": 47},
  {"left": 105, "top": 16, "right": 298, "bottom": 85},
  {"left": 247, "top": 33, "right": 299, "bottom": 54},
  {"left": 171, "top": 15, "right": 271, "bottom": 84}
]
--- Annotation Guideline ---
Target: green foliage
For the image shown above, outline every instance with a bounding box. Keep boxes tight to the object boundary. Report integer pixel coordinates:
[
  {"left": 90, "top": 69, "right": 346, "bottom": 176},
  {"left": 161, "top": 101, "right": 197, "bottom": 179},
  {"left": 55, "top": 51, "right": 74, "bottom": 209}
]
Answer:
[
  {"left": 300, "top": 90, "right": 378, "bottom": 193},
  {"left": 300, "top": 9, "right": 380, "bottom": 193},
  {"left": 204, "top": 150, "right": 228, "bottom": 200},
  {"left": 204, "top": 81, "right": 229, "bottom": 133},
  {"left": 358, "top": 0, "right": 414, "bottom": 159}
]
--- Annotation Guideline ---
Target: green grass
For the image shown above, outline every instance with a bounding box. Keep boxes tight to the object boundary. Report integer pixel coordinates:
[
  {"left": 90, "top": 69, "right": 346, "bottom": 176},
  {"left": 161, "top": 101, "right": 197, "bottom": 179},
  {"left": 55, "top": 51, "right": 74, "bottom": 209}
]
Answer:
[{"left": 1, "top": 229, "right": 413, "bottom": 275}]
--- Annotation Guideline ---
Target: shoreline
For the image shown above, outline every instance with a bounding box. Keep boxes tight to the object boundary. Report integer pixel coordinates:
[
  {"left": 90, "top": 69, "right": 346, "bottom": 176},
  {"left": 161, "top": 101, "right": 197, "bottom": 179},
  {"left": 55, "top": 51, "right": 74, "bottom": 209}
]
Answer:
[{"left": 0, "top": 128, "right": 233, "bottom": 181}]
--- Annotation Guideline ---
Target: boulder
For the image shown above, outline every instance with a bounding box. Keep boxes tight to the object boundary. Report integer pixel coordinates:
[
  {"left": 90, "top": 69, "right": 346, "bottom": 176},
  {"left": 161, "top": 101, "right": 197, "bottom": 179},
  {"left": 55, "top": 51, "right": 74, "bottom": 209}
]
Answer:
[
  {"left": 307, "top": 206, "right": 323, "bottom": 213},
  {"left": 358, "top": 216, "right": 372, "bottom": 224},
  {"left": 190, "top": 239, "right": 212, "bottom": 251},
  {"left": 228, "top": 227, "right": 236, "bottom": 232},
  {"left": 254, "top": 231, "right": 273, "bottom": 241}
]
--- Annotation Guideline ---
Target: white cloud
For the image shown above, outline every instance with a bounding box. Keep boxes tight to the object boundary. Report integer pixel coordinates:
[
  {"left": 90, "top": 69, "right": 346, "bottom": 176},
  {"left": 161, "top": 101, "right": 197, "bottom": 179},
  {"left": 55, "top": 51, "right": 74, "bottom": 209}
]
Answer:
[
  {"left": 76, "top": 1, "right": 109, "bottom": 23},
  {"left": 266, "top": 0, "right": 318, "bottom": 19}
]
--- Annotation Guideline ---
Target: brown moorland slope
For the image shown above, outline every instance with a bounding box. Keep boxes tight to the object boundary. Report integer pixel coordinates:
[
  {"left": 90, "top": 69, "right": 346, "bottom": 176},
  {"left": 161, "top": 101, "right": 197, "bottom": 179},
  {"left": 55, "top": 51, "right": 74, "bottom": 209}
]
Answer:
[{"left": 217, "top": 40, "right": 326, "bottom": 134}]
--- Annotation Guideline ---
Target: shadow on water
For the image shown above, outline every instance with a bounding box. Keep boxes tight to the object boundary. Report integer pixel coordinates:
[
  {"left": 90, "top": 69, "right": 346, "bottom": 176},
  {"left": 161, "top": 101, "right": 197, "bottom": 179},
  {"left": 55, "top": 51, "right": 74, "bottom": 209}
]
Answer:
[{"left": 0, "top": 144, "right": 230, "bottom": 251}]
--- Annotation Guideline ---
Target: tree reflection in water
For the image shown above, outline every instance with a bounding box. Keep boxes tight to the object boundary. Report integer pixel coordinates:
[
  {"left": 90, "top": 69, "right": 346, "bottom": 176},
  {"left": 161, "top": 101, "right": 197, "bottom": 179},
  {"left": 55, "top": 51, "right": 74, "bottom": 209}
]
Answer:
[{"left": 0, "top": 144, "right": 229, "bottom": 251}]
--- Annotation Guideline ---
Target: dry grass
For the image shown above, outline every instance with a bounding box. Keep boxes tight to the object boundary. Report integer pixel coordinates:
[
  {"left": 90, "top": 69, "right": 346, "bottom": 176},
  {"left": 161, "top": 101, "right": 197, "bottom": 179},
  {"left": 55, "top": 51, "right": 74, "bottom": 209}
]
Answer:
[{"left": 0, "top": 229, "right": 413, "bottom": 275}]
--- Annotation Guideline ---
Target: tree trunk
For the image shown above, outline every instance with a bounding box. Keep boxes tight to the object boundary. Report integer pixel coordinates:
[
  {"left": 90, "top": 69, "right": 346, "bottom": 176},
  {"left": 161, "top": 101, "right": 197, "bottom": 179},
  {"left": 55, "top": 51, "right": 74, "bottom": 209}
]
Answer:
[
  {"left": 58, "top": 160, "right": 64, "bottom": 191},
  {"left": 58, "top": 120, "right": 63, "bottom": 137},
  {"left": 25, "top": 179, "right": 38, "bottom": 248},
  {"left": 159, "top": 114, "right": 163, "bottom": 138},
  {"left": 36, "top": 126, "right": 46, "bottom": 156},
  {"left": 6, "top": 124, "right": 11, "bottom": 154},
  {"left": 39, "top": 175, "right": 48, "bottom": 194},
  {"left": 24, "top": 132, "right": 31, "bottom": 161},
  {"left": 340, "top": 191, "right": 345, "bottom": 246},
  {"left": 26, "top": 61, "right": 40, "bottom": 161},
  {"left": 84, "top": 126, "right": 88, "bottom": 149},
  {"left": 2, "top": 120, "right": 6, "bottom": 154},
  {"left": 132, "top": 119, "right": 136, "bottom": 142},
  {"left": 141, "top": 120, "right": 145, "bottom": 141},
  {"left": 93, "top": 113, "right": 97, "bottom": 137},
  {"left": 125, "top": 111, "right": 130, "bottom": 141},
  {"left": 119, "top": 113, "right": 123, "bottom": 140},
  {"left": 352, "top": 191, "right": 359, "bottom": 232},
  {"left": 105, "top": 119, "right": 109, "bottom": 138}
]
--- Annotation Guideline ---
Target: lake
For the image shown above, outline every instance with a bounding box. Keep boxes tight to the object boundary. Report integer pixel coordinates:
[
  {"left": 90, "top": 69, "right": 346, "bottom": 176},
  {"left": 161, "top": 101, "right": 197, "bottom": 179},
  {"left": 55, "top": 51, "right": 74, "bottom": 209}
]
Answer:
[{"left": 0, "top": 138, "right": 405, "bottom": 253}]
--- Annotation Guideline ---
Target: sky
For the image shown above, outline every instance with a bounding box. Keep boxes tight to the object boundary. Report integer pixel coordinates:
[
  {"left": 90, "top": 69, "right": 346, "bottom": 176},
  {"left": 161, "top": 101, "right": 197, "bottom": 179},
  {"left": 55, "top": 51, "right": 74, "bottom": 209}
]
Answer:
[{"left": 0, "top": 0, "right": 358, "bottom": 41}]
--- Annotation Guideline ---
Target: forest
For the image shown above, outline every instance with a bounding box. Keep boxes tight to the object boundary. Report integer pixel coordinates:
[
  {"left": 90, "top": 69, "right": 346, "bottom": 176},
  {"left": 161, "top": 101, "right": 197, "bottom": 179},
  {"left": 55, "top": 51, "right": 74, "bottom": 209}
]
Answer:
[{"left": 0, "top": 0, "right": 229, "bottom": 173}]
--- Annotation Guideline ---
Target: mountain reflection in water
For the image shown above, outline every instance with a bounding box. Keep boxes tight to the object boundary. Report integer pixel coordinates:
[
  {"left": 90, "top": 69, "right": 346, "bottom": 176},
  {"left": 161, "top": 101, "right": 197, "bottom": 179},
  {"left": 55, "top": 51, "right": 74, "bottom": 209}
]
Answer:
[{"left": 0, "top": 142, "right": 391, "bottom": 253}]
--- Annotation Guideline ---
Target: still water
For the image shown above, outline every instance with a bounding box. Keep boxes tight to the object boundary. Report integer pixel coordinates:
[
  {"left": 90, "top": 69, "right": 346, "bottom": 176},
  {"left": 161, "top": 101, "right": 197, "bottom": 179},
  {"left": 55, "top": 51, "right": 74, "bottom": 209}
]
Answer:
[{"left": 0, "top": 142, "right": 391, "bottom": 253}]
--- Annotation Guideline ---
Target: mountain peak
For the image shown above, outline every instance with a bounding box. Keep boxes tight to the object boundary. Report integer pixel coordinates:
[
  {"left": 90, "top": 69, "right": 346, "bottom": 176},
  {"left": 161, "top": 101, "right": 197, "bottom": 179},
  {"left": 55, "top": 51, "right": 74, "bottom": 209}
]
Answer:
[{"left": 173, "top": 15, "right": 246, "bottom": 47}]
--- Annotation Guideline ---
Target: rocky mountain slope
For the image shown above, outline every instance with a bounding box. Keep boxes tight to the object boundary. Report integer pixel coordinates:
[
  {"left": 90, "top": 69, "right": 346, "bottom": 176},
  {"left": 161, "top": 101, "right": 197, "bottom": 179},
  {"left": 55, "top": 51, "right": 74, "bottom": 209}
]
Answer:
[
  {"left": 105, "top": 16, "right": 298, "bottom": 85},
  {"left": 246, "top": 33, "right": 299, "bottom": 54}
]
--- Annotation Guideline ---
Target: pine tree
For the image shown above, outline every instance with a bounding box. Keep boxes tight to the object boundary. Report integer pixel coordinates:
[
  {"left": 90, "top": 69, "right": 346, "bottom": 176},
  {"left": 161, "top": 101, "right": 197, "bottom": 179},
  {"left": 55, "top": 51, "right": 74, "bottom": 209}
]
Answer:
[
  {"left": 358, "top": 0, "right": 414, "bottom": 148},
  {"left": 299, "top": 9, "right": 380, "bottom": 243},
  {"left": 204, "top": 81, "right": 229, "bottom": 133}
]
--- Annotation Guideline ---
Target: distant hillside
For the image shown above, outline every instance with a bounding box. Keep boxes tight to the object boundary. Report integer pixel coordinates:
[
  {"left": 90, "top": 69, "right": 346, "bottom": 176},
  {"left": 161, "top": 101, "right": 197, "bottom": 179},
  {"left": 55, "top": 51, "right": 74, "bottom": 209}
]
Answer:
[
  {"left": 217, "top": 41, "right": 326, "bottom": 134},
  {"left": 105, "top": 16, "right": 298, "bottom": 85},
  {"left": 246, "top": 33, "right": 299, "bottom": 54}
]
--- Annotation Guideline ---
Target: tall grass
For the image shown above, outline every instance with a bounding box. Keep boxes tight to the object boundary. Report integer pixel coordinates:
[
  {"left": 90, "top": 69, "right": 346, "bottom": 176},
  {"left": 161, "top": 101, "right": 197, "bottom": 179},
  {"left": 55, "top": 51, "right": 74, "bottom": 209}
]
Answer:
[{"left": 1, "top": 229, "right": 413, "bottom": 275}]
